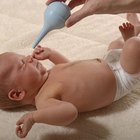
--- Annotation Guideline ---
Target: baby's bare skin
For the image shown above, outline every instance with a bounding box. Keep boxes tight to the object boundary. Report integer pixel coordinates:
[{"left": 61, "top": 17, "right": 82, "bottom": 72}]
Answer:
[
  {"left": 36, "top": 58, "right": 116, "bottom": 112},
  {"left": 13, "top": 15, "right": 140, "bottom": 137},
  {"left": 15, "top": 19, "right": 140, "bottom": 137},
  {"left": 14, "top": 46, "right": 117, "bottom": 138}
]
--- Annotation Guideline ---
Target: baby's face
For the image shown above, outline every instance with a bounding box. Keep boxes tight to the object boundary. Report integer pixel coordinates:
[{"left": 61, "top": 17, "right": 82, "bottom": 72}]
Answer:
[{"left": 0, "top": 52, "right": 48, "bottom": 94}]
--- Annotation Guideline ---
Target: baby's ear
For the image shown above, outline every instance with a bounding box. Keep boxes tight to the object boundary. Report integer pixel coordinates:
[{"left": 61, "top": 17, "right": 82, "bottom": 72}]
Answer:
[{"left": 8, "top": 89, "right": 25, "bottom": 101}]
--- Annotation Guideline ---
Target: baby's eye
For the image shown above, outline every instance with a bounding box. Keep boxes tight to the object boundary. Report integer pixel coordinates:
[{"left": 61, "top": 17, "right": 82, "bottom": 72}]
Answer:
[
  {"left": 21, "top": 59, "right": 25, "bottom": 67},
  {"left": 22, "top": 59, "right": 25, "bottom": 64}
]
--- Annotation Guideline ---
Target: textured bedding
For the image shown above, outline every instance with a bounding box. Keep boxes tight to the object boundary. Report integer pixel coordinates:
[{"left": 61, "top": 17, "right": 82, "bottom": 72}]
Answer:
[{"left": 0, "top": 0, "right": 140, "bottom": 140}]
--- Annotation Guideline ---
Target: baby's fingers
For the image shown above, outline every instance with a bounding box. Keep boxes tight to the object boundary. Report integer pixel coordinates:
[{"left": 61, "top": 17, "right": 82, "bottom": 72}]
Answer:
[
  {"left": 16, "top": 123, "right": 31, "bottom": 138},
  {"left": 32, "top": 46, "right": 44, "bottom": 58},
  {"left": 34, "top": 45, "right": 44, "bottom": 54},
  {"left": 32, "top": 53, "right": 45, "bottom": 60},
  {"left": 16, "top": 118, "right": 24, "bottom": 126},
  {"left": 16, "top": 114, "right": 27, "bottom": 125},
  {"left": 16, "top": 125, "right": 26, "bottom": 138}
]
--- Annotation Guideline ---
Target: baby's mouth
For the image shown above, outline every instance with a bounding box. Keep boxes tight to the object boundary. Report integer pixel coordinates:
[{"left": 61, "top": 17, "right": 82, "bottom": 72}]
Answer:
[{"left": 36, "top": 61, "right": 47, "bottom": 74}]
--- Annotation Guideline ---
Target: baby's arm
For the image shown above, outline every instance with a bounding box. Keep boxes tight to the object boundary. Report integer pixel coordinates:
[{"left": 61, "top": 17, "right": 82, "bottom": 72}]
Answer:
[
  {"left": 34, "top": 98, "right": 78, "bottom": 125},
  {"left": 16, "top": 98, "right": 78, "bottom": 138},
  {"left": 32, "top": 45, "right": 70, "bottom": 64}
]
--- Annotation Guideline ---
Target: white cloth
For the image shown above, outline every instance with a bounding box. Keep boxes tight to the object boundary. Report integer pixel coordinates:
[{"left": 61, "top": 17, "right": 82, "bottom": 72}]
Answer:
[{"left": 104, "top": 49, "right": 140, "bottom": 101}]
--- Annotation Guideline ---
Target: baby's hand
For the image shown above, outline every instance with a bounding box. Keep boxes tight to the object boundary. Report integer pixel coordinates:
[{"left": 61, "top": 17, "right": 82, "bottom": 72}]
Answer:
[
  {"left": 16, "top": 112, "right": 35, "bottom": 138},
  {"left": 32, "top": 45, "right": 52, "bottom": 60}
]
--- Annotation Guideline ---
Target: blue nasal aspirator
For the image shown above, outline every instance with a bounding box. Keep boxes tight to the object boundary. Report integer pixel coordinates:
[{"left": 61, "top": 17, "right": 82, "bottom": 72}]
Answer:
[{"left": 32, "top": 2, "right": 71, "bottom": 48}]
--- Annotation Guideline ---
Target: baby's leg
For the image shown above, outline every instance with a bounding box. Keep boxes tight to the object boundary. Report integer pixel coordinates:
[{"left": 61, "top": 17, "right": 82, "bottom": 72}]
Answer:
[
  {"left": 127, "top": 13, "right": 140, "bottom": 36},
  {"left": 108, "top": 37, "right": 124, "bottom": 50},
  {"left": 108, "top": 13, "right": 140, "bottom": 50},
  {"left": 120, "top": 14, "right": 140, "bottom": 74},
  {"left": 108, "top": 23, "right": 135, "bottom": 50},
  {"left": 120, "top": 37, "right": 140, "bottom": 74}
]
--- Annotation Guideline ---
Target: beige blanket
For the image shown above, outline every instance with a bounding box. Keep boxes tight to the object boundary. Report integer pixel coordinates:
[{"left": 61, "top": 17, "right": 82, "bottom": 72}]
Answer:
[{"left": 0, "top": 0, "right": 140, "bottom": 139}]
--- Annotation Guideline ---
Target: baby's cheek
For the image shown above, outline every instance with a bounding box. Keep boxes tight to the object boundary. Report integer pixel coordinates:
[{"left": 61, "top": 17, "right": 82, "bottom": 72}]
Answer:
[
  {"left": 26, "top": 65, "right": 44, "bottom": 80},
  {"left": 27, "top": 74, "right": 40, "bottom": 88}
]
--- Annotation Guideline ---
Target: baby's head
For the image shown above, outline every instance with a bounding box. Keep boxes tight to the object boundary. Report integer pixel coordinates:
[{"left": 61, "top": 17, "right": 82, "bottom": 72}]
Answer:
[{"left": 0, "top": 52, "right": 48, "bottom": 109}]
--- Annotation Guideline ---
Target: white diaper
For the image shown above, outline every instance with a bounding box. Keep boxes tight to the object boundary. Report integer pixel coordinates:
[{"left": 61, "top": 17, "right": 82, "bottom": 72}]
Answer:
[
  {"left": 103, "top": 49, "right": 122, "bottom": 63},
  {"left": 104, "top": 49, "right": 140, "bottom": 101},
  {"left": 108, "top": 61, "right": 140, "bottom": 101}
]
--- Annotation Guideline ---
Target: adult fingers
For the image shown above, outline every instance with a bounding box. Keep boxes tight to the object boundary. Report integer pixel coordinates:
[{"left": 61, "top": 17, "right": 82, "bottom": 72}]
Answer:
[
  {"left": 68, "top": 0, "right": 84, "bottom": 10},
  {"left": 65, "top": 6, "right": 89, "bottom": 27}
]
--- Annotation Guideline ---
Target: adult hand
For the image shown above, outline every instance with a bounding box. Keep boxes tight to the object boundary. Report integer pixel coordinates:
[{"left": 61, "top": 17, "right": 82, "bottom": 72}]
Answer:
[
  {"left": 46, "top": 0, "right": 140, "bottom": 27},
  {"left": 46, "top": 0, "right": 106, "bottom": 27}
]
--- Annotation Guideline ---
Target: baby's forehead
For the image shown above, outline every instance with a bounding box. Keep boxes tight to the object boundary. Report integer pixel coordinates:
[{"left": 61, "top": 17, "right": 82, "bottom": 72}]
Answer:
[
  {"left": 0, "top": 52, "right": 16, "bottom": 58},
  {"left": 1, "top": 52, "right": 19, "bottom": 56},
  {"left": 0, "top": 52, "right": 12, "bottom": 79},
  {"left": 0, "top": 52, "right": 21, "bottom": 77},
  {"left": 0, "top": 52, "right": 24, "bottom": 60}
]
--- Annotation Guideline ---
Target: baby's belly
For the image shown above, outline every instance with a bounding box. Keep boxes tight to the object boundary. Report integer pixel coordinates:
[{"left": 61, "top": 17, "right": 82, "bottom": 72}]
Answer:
[{"left": 60, "top": 59, "right": 117, "bottom": 112}]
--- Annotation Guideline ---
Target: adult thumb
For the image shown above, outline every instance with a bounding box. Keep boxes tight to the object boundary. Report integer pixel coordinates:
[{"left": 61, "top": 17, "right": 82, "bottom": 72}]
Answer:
[{"left": 65, "top": 7, "right": 89, "bottom": 27}]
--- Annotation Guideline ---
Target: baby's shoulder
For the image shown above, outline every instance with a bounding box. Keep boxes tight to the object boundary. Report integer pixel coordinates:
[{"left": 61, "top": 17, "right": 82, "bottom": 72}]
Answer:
[
  {"left": 35, "top": 82, "right": 63, "bottom": 108},
  {"left": 38, "top": 81, "right": 63, "bottom": 98}
]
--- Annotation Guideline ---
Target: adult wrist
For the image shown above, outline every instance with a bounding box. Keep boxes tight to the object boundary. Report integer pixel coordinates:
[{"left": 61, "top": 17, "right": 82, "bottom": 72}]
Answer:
[
  {"left": 94, "top": 0, "right": 114, "bottom": 14},
  {"left": 106, "top": 0, "right": 137, "bottom": 14},
  {"left": 95, "top": 0, "right": 135, "bottom": 14}
]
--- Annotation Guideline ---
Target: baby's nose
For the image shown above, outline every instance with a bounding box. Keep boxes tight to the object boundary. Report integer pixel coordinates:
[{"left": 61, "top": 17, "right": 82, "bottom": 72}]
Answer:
[{"left": 25, "top": 55, "right": 33, "bottom": 63}]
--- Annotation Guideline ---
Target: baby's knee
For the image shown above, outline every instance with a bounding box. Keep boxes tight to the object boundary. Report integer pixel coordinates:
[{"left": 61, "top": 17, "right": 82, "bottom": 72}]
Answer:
[
  {"left": 125, "top": 37, "right": 140, "bottom": 49},
  {"left": 108, "top": 40, "right": 123, "bottom": 50},
  {"left": 124, "top": 37, "right": 140, "bottom": 54}
]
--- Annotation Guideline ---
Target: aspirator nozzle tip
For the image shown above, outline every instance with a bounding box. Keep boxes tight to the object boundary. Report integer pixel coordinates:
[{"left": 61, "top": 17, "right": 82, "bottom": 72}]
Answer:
[{"left": 32, "top": 2, "right": 71, "bottom": 48}]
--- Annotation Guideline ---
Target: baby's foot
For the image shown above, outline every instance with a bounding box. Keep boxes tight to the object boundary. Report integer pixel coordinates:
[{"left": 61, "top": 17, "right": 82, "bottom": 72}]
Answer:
[
  {"left": 127, "top": 13, "right": 140, "bottom": 25},
  {"left": 119, "top": 22, "right": 135, "bottom": 41},
  {"left": 127, "top": 13, "right": 140, "bottom": 36}
]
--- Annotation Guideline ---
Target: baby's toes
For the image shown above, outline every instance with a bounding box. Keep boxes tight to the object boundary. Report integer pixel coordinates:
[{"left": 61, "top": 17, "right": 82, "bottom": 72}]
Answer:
[
  {"left": 122, "top": 23, "right": 127, "bottom": 29},
  {"left": 129, "top": 23, "right": 134, "bottom": 29},
  {"left": 126, "top": 22, "right": 130, "bottom": 28},
  {"left": 119, "top": 25, "right": 124, "bottom": 32}
]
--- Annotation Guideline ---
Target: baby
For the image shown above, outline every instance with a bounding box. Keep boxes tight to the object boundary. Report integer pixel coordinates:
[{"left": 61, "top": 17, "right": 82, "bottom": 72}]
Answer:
[{"left": 0, "top": 13, "right": 140, "bottom": 138}]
